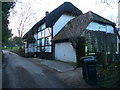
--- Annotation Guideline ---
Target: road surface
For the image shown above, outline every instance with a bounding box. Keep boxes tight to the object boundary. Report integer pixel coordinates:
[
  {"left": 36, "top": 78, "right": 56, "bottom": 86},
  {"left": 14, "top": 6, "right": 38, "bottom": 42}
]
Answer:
[{"left": 2, "top": 50, "right": 67, "bottom": 88}]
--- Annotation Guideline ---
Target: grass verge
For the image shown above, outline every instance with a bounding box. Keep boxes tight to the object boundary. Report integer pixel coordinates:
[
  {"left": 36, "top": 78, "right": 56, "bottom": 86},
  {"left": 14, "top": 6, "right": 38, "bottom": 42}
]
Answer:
[{"left": 3, "top": 47, "right": 26, "bottom": 57}]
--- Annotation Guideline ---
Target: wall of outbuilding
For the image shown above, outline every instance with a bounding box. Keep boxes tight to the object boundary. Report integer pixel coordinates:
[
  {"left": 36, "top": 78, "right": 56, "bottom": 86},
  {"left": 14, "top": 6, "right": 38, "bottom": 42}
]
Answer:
[{"left": 55, "top": 42, "right": 76, "bottom": 62}]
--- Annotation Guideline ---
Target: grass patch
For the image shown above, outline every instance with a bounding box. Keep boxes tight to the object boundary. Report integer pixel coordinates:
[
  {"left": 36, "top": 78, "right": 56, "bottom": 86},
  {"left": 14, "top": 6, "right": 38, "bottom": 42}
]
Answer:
[
  {"left": 11, "top": 49, "right": 26, "bottom": 57},
  {"left": 2, "top": 47, "right": 19, "bottom": 50},
  {"left": 3, "top": 47, "right": 26, "bottom": 57}
]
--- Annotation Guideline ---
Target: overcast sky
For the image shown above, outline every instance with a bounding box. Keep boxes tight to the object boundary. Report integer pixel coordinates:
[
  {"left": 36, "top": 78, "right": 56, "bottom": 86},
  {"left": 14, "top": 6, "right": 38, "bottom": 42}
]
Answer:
[{"left": 8, "top": 0, "right": 118, "bottom": 37}]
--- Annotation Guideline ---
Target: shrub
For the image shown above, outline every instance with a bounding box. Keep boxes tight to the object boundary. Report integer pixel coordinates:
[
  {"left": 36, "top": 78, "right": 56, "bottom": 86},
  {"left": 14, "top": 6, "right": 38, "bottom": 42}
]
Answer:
[{"left": 97, "top": 61, "right": 120, "bottom": 88}]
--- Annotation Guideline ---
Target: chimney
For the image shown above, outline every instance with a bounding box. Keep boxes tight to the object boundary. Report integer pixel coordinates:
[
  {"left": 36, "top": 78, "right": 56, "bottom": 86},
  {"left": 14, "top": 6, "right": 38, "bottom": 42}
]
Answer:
[{"left": 45, "top": 11, "right": 49, "bottom": 16}]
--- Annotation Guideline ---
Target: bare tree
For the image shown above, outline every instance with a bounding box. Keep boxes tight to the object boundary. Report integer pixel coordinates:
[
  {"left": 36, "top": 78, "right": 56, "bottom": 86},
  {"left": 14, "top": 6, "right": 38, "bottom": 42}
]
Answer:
[
  {"left": 96, "top": 0, "right": 114, "bottom": 8},
  {"left": 10, "top": 2, "right": 39, "bottom": 38},
  {"left": 9, "top": 1, "right": 39, "bottom": 49},
  {"left": 101, "top": 0, "right": 114, "bottom": 7}
]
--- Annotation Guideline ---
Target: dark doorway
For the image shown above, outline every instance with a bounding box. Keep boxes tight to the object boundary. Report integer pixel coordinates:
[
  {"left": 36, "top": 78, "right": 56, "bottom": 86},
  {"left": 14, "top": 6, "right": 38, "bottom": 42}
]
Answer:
[{"left": 76, "top": 37, "right": 85, "bottom": 66}]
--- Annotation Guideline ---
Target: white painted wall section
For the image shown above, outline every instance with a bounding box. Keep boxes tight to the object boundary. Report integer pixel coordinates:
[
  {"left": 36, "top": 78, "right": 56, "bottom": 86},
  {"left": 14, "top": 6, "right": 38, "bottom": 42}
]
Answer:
[
  {"left": 55, "top": 42, "right": 76, "bottom": 62},
  {"left": 53, "top": 14, "right": 75, "bottom": 37},
  {"left": 41, "top": 23, "right": 46, "bottom": 29},
  {"left": 34, "top": 34, "right": 37, "bottom": 40},
  {"left": 117, "top": 36, "right": 119, "bottom": 54}
]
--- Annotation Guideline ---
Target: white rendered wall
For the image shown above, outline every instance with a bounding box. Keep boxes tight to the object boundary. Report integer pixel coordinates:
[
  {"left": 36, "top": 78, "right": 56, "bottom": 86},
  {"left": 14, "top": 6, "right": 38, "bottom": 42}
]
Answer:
[
  {"left": 117, "top": 36, "right": 119, "bottom": 54},
  {"left": 55, "top": 42, "right": 76, "bottom": 62},
  {"left": 118, "top": 2, "right": 120, "bottom": 29},
  {"left": 34, "top": 34, "right": 37, "bottom": 40},
  {"left": 53, "top": 14, "right": 75, "bottom": 37}
]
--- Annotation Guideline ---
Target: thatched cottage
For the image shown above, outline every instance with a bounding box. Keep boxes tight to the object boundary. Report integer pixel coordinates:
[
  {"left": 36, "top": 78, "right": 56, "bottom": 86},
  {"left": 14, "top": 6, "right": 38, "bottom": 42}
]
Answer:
[{"left": 23, "top": 2, "right": 118, "bottom": 63}]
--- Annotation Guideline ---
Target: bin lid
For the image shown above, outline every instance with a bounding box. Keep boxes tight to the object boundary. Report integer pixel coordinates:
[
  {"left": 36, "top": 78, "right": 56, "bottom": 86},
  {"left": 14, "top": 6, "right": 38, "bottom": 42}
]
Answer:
[{"left": 80, "top": 56, "right": 97, "bottom": 62}]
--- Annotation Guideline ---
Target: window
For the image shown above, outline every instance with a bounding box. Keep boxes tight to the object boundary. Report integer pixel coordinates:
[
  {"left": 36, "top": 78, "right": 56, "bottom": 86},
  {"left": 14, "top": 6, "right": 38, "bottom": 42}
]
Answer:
[
  {"left": 85, "top": 44, "right": 96, "bottom": 56},
  {"left": 86, "top": 22, "right": 114, "bottom": 34},
  {"left": 38, "top": 47, "right": 40, "bottom": 52},
  {"left": 45, "top": 46, "right": 51, "bottom": 52},
  {"left": 29, "top": 44, "right": 32, "bottom": 48},
  {"left": 42, "top": 39, "right": 44, "bottom": 46},
  {"left": 86, "top": 22, "right": 99, "bottom": 31},
  {"left": 38, "top": 39, "right": 42, "bottom": 46},
  {"left": 106, "top": 25, "right": 114, "bottom": 33},
  {"left": 42, "top": 30, "right": 44, "bottom": 37},
  {"left": 49, "top": 37, "right": 51, "bottom": 45},
  {"left": 42, "top": 47, "right": 45, "bottom": 52},
  {"left": 38, "top": 26, "right": 42, "bottom": 31},
  {"left": 44, "top": 28, "right": 52, "bottom": 37},
  {"left": 45, "top": 37, "right": 49, "bottom": 45},
  {"left": 98, "top": 24, "right": 106, "bottom": 32},
  {"left": 34, "top": 41, "right": 37, "bottom": 52},
  {"left": 25, "top": 42, "right": 27, "bottom": 48},
  {"left": 38, "top": 30, "right": 45, "bottom": 39},
  {"left": 38, "top": 32, "right": 42, "bottom": 39}
]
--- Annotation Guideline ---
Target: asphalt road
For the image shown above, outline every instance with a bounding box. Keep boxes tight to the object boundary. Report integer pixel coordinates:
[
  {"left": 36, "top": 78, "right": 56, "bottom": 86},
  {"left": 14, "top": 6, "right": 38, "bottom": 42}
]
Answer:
[{"left": 2, "top": 50, "right": 67, "bottom": 88}]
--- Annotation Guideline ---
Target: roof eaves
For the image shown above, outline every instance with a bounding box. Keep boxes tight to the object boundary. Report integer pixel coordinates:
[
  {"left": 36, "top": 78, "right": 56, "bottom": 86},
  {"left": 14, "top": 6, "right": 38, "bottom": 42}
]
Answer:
[
  {"left": 89, "top": 11, "right": 94, "bottom": 20},
  {"left": 90, "top": 11, "right": 116, "bottom": 26}
]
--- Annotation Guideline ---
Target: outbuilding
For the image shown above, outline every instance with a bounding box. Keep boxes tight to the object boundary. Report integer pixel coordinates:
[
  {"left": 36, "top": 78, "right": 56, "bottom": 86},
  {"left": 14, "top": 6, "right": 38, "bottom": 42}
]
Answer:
[
  {"left": 52, "top": 11, "right": 117, "bottom": 63},
  {"left": 23, "top": 2, "right": 118, "bottom": 64},
  {"left": 23, "top": 2, "right": 83, "bottom": 59}
]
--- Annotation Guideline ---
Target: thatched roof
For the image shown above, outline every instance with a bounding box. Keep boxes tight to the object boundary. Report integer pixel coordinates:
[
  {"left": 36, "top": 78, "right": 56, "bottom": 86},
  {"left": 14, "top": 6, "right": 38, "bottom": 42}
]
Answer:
[
  {"left": 25, "top": 36, "right": 36, "bottom": 43},
  {"left": 23, "top": 2, "right": 82, "bottom": 39},
  {"left": 38, "top": 2, "right": 82, "bottom": 27},
  {"left": 52, "top": 11, "right": 116, "bottom": 42}
]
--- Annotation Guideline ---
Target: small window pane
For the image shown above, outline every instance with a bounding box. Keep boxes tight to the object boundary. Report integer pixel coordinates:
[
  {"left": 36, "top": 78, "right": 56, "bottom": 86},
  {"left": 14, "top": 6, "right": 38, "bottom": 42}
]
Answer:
[
  {"left": 98, "top": 24, "right": 106, "bottom": 32},
  {"left": 38, "top": 39, "right": 42, "bottom": 46},
  {"left": 106, "top": 25, "right": 114, "bottom": 33},
  {"left": 45, "top": 46, "right": 51, "bottom": 52},
  {"left": 38, "top": 32, "right": 42, "bottom": 39},
  {"left": 42, "top": 39, "right": 44, "bottom": 46},
  {"left": 45, "top": 37, "right": 49, "bottom": 45},
  {"left": 49, "top": 37, "right": 51, "bottom": 45},
  {"left": 86, "top": 22, "right": 99, "bottom": 31},
  {"left": 38, "top": 26, "right": 42, "bottom": 31},
  {"left": 42, "top": 30, "right": 44, "bottom": 37}
]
